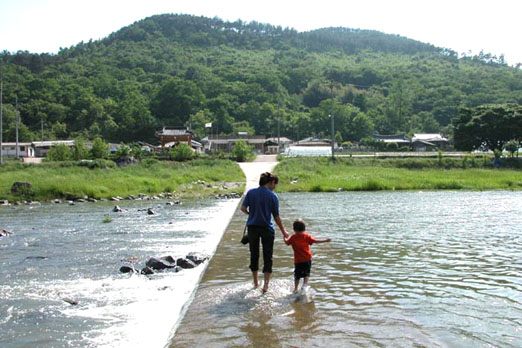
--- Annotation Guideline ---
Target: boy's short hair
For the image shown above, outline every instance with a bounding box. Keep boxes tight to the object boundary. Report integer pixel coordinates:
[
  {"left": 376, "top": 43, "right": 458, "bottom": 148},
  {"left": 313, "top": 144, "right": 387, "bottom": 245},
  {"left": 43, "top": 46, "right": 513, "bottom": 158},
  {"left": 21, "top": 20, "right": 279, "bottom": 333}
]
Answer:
[
  {"left": 259, "top": 172, "right": 278, "bottom": 186},
  {"left": 293, "top": 219, "right": 306, "bottom": 232}
]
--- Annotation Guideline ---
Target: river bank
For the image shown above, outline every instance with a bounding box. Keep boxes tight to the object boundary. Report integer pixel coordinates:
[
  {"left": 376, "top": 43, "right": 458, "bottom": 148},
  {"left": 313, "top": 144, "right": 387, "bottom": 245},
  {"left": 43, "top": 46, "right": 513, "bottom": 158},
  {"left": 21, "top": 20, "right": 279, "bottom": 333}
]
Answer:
[
  {"left": 0, "top": 159, "right": 245, "bottom": 203},
  {"left": 275, "top": 157, "right": 522, "bottom": 192}
]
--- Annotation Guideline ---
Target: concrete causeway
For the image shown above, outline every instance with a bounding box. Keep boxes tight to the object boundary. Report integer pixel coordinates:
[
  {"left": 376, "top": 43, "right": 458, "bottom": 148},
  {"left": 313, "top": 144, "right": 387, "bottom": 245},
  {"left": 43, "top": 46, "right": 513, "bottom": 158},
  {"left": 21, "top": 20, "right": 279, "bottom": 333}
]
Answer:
[{"left": 168, "top": 155, "right": 279, "bottom": 347}]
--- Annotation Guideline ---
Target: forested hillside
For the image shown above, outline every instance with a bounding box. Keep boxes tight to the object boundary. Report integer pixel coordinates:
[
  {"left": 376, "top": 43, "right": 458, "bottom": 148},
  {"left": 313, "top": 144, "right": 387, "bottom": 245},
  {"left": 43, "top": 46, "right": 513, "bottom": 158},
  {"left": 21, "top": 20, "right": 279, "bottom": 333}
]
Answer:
[{"left": 1, "top": 14, "right": 521, "bottom": 144}]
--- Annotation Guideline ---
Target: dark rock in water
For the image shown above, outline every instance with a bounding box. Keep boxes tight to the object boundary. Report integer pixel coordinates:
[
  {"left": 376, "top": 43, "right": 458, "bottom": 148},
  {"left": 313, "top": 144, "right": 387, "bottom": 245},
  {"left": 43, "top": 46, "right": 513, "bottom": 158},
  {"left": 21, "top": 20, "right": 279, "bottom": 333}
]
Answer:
[
  {"left": 145, "top": 256, "right": 176, "bottom": 270},
  {"left": 140, "top": 266, "right": 154, "bottom": 275},
  {"left": 75, "top": 199, "right": 87, "bottom": 203},
  {"left": 53, "top": 199, "right": 62, "bottom": 204},
  {"left": 186, "top": 252, "right": 209, "bottom": 265},
  {"left": 176, "top": 258, "right": 197, "bottom": 269},
  {"left": 25, "top": 256, "right": 48, "bottom": 260},
  {"left": 11, "top": 181, "right": 32, "bottom": 195},
  {"left": 0, "top": 229, "right": 13, "bottom": 237},
  {"left": 116, "top": 156, "right": 138, "bottom": 167},
  {"left": 87, "top": 197, "right": 97, "bottom": 203},
  {"left": 119, "top": 265, "right": 136, "bottom": 273},
  {"left": 160, "top": 255, "right": 176, "bottom": 264},
  {"left": 147, "top": 208, "right": 155, "bottom": 215},
  {"left": 63, "top": 298, "right": 79, "bottom": 306},
  {"left": 174, "top": 266, "right": 182, "bottom": 272},
  {"left": 113, "top": 205, "right": 122, "bottom": 213}
]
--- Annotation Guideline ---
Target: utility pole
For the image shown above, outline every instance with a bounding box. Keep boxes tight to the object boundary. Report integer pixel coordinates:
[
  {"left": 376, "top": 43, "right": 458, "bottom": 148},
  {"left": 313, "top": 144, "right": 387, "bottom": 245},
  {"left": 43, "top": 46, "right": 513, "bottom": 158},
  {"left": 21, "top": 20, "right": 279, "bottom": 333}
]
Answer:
[
  {"left": 277, "top": 101, "right": 281, "bottom": 153},
  {"left": 15, "top": 95, "right": 19, "bottom": 159},
  {"left": 41, "top": 116, "right": 44, "bottom": 142},
  {"left": 329, "top": 84, "right": 335, "bottom": 159},
  {"left": 330, "top": 114, "right": 335, "bottom": 159},
  {"left": 0, "top": 71, "right": 3, "bottom": 165}
]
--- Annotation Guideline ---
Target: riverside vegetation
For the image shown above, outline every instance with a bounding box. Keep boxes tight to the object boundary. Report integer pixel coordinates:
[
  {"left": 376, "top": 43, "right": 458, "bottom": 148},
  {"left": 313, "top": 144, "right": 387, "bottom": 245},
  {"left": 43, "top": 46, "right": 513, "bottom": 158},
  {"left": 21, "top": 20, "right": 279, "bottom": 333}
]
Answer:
[
  {"left": 1, "top": 14, "right": 521, "bottom": 146},
  {"left": 275, "top": 156, "right": 522, "bottom": 192},
  {"left": 0, "top": 158, "right": 245, "bottom": 202}
]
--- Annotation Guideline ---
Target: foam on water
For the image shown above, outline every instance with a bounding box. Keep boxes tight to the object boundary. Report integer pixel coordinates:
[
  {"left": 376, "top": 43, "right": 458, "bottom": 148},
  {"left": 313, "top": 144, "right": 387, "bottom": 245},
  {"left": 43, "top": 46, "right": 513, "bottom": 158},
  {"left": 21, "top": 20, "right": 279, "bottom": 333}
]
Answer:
[{"left": 0, "top": 198, "right": 239, "bottom": 348}]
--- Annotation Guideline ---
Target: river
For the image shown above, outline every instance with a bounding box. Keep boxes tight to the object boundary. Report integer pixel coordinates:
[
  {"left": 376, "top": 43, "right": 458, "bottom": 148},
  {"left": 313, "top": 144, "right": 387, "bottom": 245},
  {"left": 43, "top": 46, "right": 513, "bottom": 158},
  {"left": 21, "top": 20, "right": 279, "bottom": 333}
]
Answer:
[
  {"left": 0, "top": 198, "right": 239, "bottom": 348},
  {"left": 171, "top": 191, "right": 522, "bottom": 348}
]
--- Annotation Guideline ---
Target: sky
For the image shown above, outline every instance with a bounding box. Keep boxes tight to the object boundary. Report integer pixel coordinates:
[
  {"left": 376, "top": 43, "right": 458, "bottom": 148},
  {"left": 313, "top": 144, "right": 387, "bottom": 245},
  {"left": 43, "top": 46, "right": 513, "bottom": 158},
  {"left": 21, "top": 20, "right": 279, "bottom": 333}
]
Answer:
[{"left": 1, "top": 0, "right": 521, "bottom": 65}]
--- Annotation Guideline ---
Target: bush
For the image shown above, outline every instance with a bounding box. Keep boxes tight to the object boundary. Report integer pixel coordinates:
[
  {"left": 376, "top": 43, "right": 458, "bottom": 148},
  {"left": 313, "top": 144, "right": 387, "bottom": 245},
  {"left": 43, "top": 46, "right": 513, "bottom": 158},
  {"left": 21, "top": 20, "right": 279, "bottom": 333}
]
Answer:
[
  {"left": 504, "top": 140, "right": 519, "bottom": 158},
  {"left": 170, "top": 143, "right": 194, "bottom": 161},
  {"left": 78, "top": 159, "right": 116, "bottom": 169},
  {"left": 71, "top": 138, "right": 89, "bottom": 160},
  {"left": 230, "top": 140, "right": 254, "bottom": 162},
  {"left": 115, "top": 144, "right": 131, "bottom": 160},
  {"left": 386, "top": 142, "right": 399, "bottom": 151},
  {"left": 142, "top": 158, "right": 160, "bottom": 167},
  {"left": 91, "top": 138, "right": 110, "bottom": 159},
  {"left": 47, "top": 144, "right": 71, "bottom": 161}
]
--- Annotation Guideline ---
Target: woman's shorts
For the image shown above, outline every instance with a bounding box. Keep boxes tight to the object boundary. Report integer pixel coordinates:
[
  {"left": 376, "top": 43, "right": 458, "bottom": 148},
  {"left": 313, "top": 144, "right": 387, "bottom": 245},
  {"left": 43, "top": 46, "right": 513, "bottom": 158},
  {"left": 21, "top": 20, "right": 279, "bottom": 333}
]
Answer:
[{"left": 294, "top": 260, "right": 312, "bottom": 279}]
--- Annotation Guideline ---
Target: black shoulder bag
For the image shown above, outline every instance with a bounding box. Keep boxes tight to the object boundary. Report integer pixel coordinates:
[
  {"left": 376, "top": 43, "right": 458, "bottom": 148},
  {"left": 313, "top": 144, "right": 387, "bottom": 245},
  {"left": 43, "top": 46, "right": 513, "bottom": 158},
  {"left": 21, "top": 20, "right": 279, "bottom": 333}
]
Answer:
[{"left": 240, "top": 225, "right": 249, "bottom": 245}]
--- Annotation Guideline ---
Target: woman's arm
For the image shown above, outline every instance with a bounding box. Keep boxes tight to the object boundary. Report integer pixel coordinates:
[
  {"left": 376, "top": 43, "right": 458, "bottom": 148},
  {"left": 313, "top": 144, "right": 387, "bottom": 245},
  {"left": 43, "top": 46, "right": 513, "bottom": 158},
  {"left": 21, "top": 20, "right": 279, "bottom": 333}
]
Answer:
[
  {"left": 274, "top": 216, "right": 289, "bottom": 238},
  {"left": 240, "top": 206, "right": 248, "bottom": 215}
]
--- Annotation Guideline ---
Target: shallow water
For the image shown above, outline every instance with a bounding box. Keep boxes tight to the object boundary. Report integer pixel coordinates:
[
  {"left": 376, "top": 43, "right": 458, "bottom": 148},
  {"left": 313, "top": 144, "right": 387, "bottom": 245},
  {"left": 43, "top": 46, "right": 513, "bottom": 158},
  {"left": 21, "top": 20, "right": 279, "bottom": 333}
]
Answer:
[
  {"left": 0, "top": 198, "right": 239, "bottom": 348},
  {"left": 171, "top": 191, "right": 522, "bottom": 348}
]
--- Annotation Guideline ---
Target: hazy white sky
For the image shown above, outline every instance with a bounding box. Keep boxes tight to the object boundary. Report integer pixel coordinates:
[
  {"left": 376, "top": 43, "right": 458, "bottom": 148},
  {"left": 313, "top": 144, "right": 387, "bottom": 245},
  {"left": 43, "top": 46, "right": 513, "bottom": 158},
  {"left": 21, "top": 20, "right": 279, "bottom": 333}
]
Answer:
[{"left": 1, "top": 0, "right": 521, "bottom": 65}]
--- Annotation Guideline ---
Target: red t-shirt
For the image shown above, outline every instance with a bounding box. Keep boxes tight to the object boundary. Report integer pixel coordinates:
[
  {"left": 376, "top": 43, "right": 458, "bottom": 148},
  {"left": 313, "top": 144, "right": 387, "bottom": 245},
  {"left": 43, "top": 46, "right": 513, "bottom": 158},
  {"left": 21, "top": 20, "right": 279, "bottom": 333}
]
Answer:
[{"left": 286, "top": 233, "right": 316, "bottom": 263}]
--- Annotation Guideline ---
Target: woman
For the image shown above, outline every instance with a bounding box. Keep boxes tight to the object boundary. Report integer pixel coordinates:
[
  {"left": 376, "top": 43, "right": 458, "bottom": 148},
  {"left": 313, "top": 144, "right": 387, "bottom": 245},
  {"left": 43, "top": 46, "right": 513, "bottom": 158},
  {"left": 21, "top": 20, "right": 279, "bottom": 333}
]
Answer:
[{"left": 241, "top": 172, "right": 288, "bottom": 293}]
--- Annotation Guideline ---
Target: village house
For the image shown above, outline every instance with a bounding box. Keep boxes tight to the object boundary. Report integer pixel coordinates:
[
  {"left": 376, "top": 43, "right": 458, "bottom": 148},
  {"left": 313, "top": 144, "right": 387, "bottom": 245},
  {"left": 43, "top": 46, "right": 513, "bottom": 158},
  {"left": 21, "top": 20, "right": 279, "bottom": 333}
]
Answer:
[
  {"left": 373, "top": 134, "right": 411, "bottom": 147},
  {"left": 32, "top": 140, "right": 76, "bottom": 157},
  {"left": 411, "top": 133, "right": 449, "bottom": 151},
  {"left": 0, "top": 142, "right": 35, "bottom": 158},
  {"left": 201, "top": 134, "right": 293, "bottom": 154},
  {"left": 155, "top": 126, "right": 202, "bottom": 153}
]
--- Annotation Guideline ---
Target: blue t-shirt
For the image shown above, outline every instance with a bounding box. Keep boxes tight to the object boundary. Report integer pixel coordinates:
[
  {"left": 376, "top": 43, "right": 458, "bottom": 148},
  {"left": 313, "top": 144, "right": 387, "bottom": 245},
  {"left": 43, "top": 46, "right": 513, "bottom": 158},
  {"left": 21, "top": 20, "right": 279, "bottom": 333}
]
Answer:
[{"left": 241, "top": 186, "right": 279, "bottom": 233}]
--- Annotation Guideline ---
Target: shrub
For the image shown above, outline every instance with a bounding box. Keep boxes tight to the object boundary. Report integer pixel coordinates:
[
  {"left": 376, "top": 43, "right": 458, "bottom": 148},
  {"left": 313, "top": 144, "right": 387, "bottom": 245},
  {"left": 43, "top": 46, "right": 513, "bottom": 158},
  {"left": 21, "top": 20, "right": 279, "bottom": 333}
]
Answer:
[
  {"left": 91, "top": 138, "right": 110, "bottom": 159},
  {"left": 170, "top": 143, "right": 194, "bottom": 161},
  {"left": 71, "top": 138, "right": 89, "bottom": 160},
  {"left": 386, "top": 142, "right": 399, "bottom": 151},
  {"left": 47, "top": 144, "right": 71, "bottom": 161},
  {"left": 115, "top": 144, "right": 131, "bottom": 160},
  {"left": 231, "top": 140, "right": 254, "bottom": 162},
  {"left": 504, "top": 140, "right": 519, "bottom": 158},
  {"left": 142, "top": 158, "right": 160, "bottom": 167},
  {"left": 78, "top": 159, "right": 116, "bottom": 169}
]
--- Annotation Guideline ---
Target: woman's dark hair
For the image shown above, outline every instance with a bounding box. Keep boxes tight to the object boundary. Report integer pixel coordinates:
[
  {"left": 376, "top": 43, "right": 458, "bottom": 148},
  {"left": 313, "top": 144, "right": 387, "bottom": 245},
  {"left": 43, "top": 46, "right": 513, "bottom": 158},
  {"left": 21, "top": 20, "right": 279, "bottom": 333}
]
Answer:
[
  {"left": 293, "top": 219, "right": 306, "bottom": 232},
  {"left": 259, "top": 172, "right": 278, "bottom": 186}
]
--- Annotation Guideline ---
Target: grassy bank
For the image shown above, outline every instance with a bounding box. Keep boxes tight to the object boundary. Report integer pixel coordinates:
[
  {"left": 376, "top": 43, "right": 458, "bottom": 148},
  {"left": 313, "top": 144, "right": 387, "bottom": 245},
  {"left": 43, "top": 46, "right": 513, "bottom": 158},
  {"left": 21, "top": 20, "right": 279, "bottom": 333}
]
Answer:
[
  {"left": 274, "top": 157, "right": 522, "bottom": 192},
  {"left": 0, "top": 159, "right": 245, "bottom": 202}
]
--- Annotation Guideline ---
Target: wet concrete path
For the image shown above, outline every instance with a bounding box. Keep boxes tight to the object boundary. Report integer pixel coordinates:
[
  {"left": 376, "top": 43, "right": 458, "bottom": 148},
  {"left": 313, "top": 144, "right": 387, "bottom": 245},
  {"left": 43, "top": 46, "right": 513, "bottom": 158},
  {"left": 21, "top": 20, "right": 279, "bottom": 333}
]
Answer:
[{"left": 168, "top": 155, "right": 281, "bottom": 347}]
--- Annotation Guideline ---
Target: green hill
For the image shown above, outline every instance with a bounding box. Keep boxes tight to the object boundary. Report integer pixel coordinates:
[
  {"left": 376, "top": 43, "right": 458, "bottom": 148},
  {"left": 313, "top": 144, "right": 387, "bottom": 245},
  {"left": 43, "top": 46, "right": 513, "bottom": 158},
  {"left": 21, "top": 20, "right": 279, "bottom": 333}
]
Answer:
[{"left": 1, "top": 14, "right": 521, "bottom": 144}]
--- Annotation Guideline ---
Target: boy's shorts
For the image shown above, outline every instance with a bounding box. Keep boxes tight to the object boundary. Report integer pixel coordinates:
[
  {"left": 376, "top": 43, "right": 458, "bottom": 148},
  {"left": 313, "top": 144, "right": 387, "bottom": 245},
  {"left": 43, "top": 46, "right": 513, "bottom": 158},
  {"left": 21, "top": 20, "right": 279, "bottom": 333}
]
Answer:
[{"left": 294, "top": 260, "right": 312, "bottom": 279}]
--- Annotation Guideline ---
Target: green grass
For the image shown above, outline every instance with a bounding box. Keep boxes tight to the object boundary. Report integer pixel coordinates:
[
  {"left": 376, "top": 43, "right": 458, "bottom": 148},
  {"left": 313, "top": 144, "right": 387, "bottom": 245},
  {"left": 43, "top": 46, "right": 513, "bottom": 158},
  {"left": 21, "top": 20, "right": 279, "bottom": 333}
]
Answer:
[
  {"left": 0, "top": 159, "right": 245, "bottom": 201},
  {"left": 274, "top": 157, "right": 522, "bottom": 192}
]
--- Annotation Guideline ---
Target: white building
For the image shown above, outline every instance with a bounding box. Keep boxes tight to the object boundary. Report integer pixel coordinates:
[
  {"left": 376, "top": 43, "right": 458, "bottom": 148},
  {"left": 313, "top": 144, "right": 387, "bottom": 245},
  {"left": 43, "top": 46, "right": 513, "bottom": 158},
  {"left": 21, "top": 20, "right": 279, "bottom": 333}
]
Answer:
[{"left": 0, "top": 142, "right": 35, "bottom": 158}]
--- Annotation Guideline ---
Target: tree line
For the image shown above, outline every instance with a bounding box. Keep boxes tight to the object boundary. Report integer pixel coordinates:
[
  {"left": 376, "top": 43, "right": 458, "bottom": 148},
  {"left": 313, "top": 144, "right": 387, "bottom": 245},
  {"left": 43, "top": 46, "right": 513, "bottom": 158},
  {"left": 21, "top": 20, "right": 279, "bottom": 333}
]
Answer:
[{"left": 0, "top": 14, "right": 521, "bottom": 146}]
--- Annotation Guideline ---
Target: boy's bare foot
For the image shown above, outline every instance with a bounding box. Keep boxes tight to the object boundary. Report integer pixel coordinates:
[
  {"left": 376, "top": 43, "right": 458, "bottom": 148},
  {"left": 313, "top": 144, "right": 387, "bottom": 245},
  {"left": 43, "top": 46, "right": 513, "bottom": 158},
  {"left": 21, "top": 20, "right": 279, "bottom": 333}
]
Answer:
[{"left": 262, "top": 284, "right": 269, "bottom": 293}]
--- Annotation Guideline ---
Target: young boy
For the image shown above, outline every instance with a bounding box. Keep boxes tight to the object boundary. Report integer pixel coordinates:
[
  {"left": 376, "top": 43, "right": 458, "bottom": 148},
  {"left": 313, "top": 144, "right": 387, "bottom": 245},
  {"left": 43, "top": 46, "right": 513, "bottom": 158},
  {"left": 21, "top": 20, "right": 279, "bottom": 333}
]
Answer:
[{"left": 284, "top": 219, "right": 331, "bottom": 292}]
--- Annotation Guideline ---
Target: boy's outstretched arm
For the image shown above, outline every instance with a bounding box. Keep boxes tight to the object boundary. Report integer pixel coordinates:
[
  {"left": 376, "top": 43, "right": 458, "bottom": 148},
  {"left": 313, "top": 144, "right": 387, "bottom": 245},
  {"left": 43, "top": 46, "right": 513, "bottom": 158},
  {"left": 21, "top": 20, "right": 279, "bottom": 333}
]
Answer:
[{"left": 314, "top": 238, "right": 331, "bottom": 243}]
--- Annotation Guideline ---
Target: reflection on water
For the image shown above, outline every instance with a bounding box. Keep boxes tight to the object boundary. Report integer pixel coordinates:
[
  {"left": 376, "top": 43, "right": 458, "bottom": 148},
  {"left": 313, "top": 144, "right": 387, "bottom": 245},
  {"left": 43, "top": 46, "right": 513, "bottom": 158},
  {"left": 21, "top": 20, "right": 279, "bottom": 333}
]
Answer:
[{"left": 171, "top": 191, "right": 522, "bottom": 348}]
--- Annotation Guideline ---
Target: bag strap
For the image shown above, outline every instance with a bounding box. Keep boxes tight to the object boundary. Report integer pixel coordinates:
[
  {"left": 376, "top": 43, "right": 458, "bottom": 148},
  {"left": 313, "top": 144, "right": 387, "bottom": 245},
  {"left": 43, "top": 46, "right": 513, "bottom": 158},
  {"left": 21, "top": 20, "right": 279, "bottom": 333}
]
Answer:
[{"left": 242, "top": 224, "right": 247, "bottom": 237}]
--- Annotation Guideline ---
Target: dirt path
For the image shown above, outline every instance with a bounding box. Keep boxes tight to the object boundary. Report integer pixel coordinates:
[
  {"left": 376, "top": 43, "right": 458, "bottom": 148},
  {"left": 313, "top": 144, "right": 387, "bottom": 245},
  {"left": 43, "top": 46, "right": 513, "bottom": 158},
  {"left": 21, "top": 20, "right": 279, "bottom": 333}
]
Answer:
[{"left": 238, "top": 155, "right": 278, "bottom": 191}]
